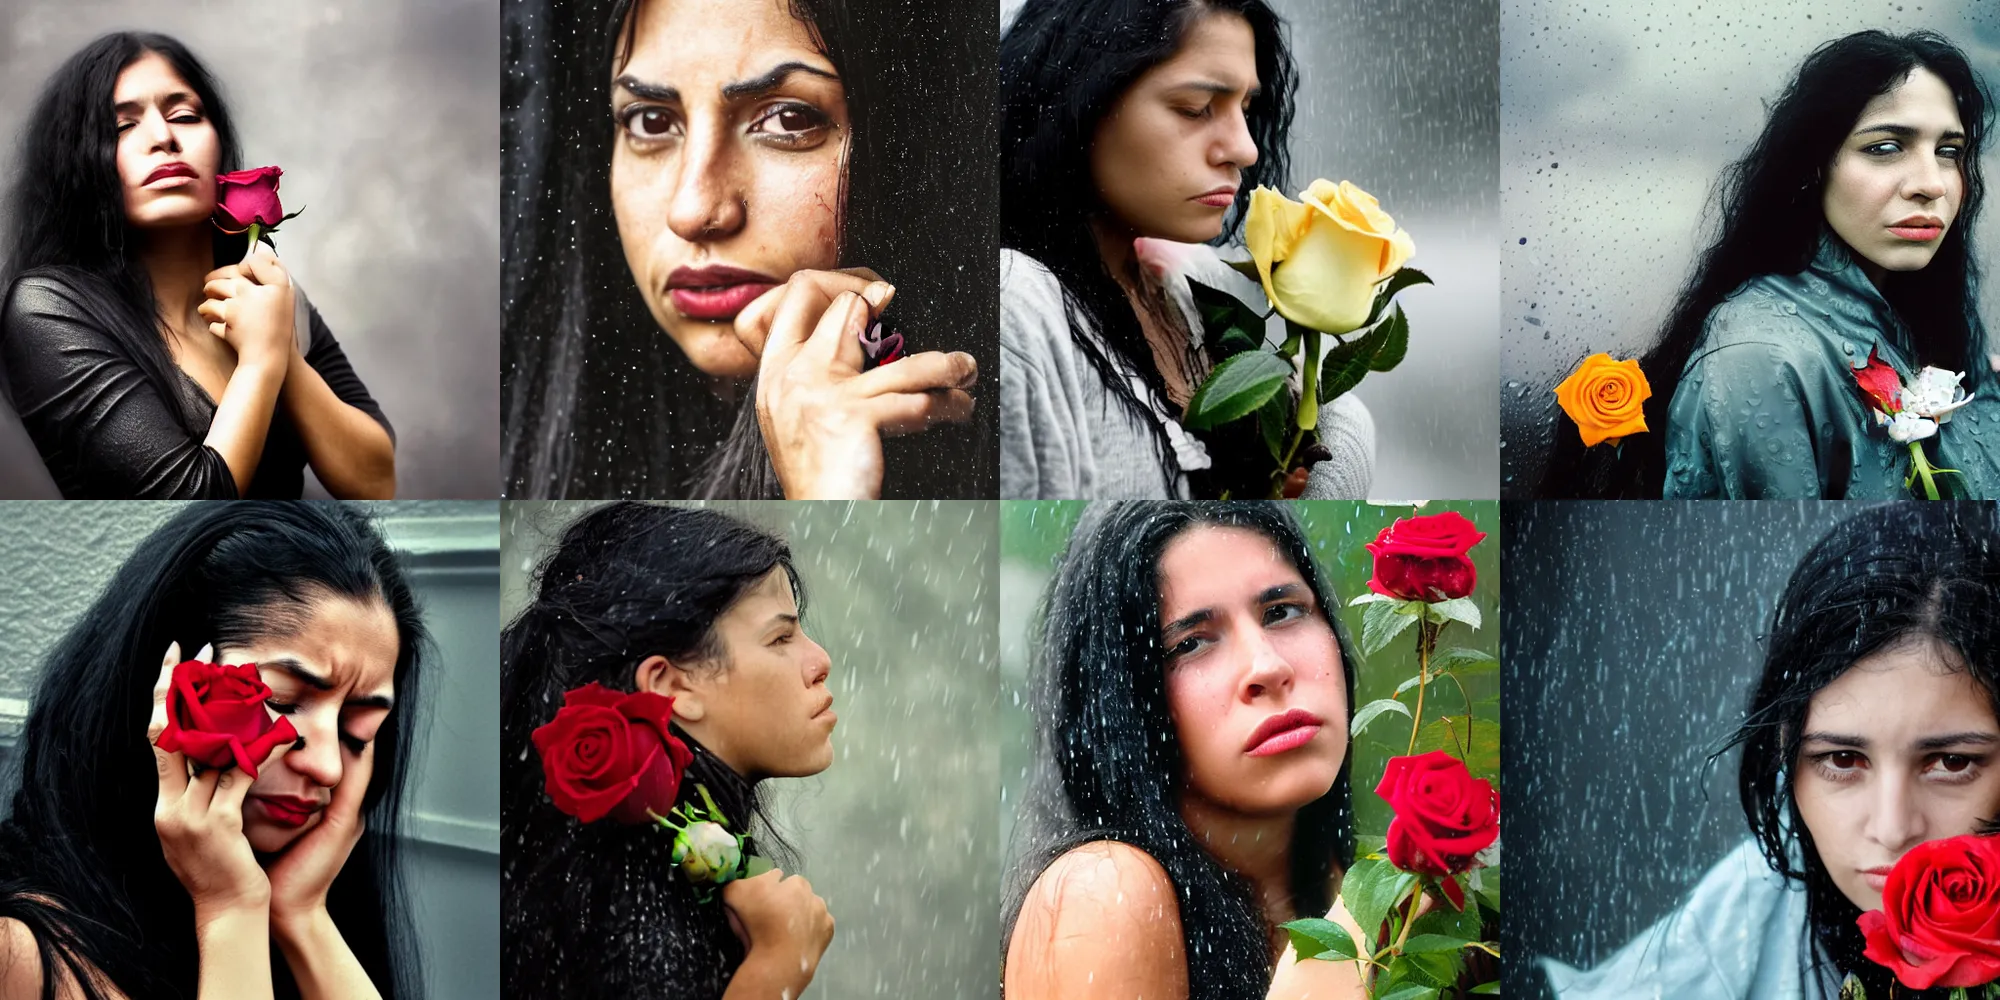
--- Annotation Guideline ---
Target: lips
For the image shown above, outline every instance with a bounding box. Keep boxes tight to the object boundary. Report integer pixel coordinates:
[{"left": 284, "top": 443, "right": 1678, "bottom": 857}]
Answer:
[
  {"left": 812, "top": 695, "right": 837, "bottom": 729},
  {"left": 666, "top": 264, "right": 782, "bottom": 322},
  {"left": 252, "top": 795, "right": 323, "bottom": 828},
  {"left": 1863, "top": 865, "right": 1896, "bottom": 890},
  {"left": 1244, "top": 708, "right": 1326, "bottom": 757},
  {"left": 1193, "top": 186, "right": 1238, "bottom": 208},
  {"left": 1889, "top": 215, "right": 1946, "bottom": 242},
  {"left": 144, "top": 162, "right": 197, "bottom": 187}
]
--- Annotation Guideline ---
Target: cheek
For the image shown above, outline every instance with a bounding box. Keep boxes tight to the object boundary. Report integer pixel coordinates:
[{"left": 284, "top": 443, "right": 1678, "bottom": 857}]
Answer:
[
  {"left": 610, "top": 154, "right": 669, "bottom": 271},
  {"left": 1165, "top": 669, "right": 1235, "bottom": 769},
  {"left": 750, "top": 154, "right": 843, "bottom": 270}
]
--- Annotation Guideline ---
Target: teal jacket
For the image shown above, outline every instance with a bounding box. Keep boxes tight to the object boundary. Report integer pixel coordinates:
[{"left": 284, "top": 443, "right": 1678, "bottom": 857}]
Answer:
[{"left": 1663, "top": 238, "right": 2000, "bottom": 498}]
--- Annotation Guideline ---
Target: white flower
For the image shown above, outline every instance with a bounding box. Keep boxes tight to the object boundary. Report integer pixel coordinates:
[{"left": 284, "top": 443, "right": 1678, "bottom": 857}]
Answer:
[
  {"left": 1905, "top": 366, "right": 1975, "bottom": 423},
  {"left": 674, "top": 821, "right": 742, "bottom": 883},
  {"left": 1886, "top": 409, "right": 1939, "bottom": 444}
]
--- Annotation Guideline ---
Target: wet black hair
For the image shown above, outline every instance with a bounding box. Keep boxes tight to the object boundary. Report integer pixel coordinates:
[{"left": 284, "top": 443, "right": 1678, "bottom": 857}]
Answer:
[
  {"left": 500, "top": 501, "right": 806, "bottom": 998},
  {"left": 1723, "top": 501, "right": 2000, "bottom": 999},
  {"left": 1000, "top": 0, "right": 1297, "bottom": 492},
  {"left": 500, "top": 0, "right": 996, "bottom": 499},
  {"left": 3, "top": 32, "right": 254, "bottom": 443},
  {"left": 0, "top": 501, "right": 429, "bottom": 1000},
  {"left": 1538, "top": 30, "right": 1992, "bottom": 498},
  {"left": 1002, "top": 501, "right": 1355, "bottom": 998}
]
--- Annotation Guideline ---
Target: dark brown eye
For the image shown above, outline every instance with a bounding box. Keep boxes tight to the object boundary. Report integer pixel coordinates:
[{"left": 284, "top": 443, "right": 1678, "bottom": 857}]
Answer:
[{"left": 622, "top": 107, "right": 675, "bottom": 140}]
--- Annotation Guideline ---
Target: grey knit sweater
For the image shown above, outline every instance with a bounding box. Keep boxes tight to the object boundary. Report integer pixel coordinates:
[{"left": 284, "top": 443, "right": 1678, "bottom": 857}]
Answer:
[{"left": 999, "top": 247, "right": 1375, "bottom": 500}]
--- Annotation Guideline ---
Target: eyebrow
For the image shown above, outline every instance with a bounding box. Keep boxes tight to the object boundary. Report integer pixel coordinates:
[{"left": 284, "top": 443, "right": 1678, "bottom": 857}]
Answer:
[
  {"left": 1161, "top": 584, "right": 1306, "bottom": 639},
  {"left": 113, "top": 91, "right": 197, "bottom": 116},
  {"left": 613, "top": 62, "right": 839, "bottom": 106},
  {"left": 1168, "top": 79, "right": 1263, "bottom": 99},
  {"left": 1853, "top": 122, "right": 1968, "bottom": 141},
  {"left": 266, "top": 657, "right": 395, "bottom": 710},
  {"left": 1802, "top": 731, "right": 2000, "bottom": 751}
]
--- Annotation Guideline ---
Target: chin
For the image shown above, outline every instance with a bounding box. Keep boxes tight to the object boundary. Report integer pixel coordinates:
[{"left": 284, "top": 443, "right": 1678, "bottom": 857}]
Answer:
[
  {"left": 661, "top": 319, "right": 759, "bottom": 379},
  {"left": 246, "top": 819, "right": 312, "bottom": 855}
]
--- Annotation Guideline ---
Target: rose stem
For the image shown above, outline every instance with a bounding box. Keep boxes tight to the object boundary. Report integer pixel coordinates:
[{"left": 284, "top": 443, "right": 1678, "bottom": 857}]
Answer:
[{"left": 1407, "top": 619, "right": 1437, "bottom": 756}]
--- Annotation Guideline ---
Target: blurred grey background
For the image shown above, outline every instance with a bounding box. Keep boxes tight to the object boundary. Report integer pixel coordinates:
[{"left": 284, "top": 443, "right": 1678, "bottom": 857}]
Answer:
[
  {"left": 999, "top": 0, "right": 1501, "bottom": 499},
  {"left": 1499, "top": 0, "right": 2000, "bottom": 495},
  {"left": 502, "top": 501, "right": 1000, "bottom": 999},
  {"left": 0, "top": 500, "right": 500, "bottom": 1000},
  {"left": 0, "top": 0, "right": 499, "bottom": 498},
  {"left": 1501, "top": 500, "right": 1870, "bottom": 998}
]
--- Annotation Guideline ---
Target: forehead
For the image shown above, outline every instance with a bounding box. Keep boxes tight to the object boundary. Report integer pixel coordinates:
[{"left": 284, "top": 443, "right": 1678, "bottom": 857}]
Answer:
[
  {"left": 1854, "top": 67, "right": 1964, "bottom": 133},
  {"left": 718, "top": 567, "right": 798, "bottom": 625},
  {"left": 241, "top": 593, "right": 400, "bottom": 696},
  {"left": 113, "top": 51, "right": 192, "bottom": 104},
  {"left": 1805, "top": 640, "right": 1995, "bottom": 735},
  {"left": 1140, "top": 12, "right": 1259, "bottom": 92},
  {"left": 617, "top": 0, "right": 828, "bottom": 84},
  {"left": 1157, "top": 525, "right": 1300, "bottom": 613}
]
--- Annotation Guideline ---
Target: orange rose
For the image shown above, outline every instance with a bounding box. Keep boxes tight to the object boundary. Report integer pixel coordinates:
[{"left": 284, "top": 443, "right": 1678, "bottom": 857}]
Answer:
[{"left": 1554, "top": 353, "right": 1652, "bottom": 447}]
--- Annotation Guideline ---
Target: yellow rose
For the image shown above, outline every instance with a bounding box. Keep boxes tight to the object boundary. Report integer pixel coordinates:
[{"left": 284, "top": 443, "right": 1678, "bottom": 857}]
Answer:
[
  {"left": 1554, "top": 353, "right": 1652, "bottom": 447},
  {"left": 1244, "top": 179, "right": 1415, "bottom": 334}
]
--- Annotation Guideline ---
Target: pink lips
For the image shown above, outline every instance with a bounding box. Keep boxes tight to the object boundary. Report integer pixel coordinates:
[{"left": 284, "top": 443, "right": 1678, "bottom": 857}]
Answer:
[
  {"left": 666, "top": 264, "right": 782, "bottom": 322},
  {"left": 144, "top": 161, "right": 197, "bottom": 187},
  {"left": 1244, "top": 708, "right": 1326, "bottom": 757},
  {"left": 1193, "top": 186, "right": 1237, "bottom": 208},
  {"left": 1889, "top": 215, "right": 1946, "bottom": 242},
  {"left": 1863, "top": 866, "right": 1895, "bottom": 891},
  {"left": 253, "top": 795, "right": 322, "bottom": 829}
]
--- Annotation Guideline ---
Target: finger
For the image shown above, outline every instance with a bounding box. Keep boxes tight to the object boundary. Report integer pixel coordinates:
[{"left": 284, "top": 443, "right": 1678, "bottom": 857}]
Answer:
[
  {"left": 197, "top": 300, "right": 226, "bottom": 325},
  {"left": 850, "top": 351, "right": 977, "bottom": 396},
  {"left": 210, "top": 759, "right": 257, "bottom": 823},
  {"left": 757, "top": 278, "right": 840, "bottom": 372},
  {"left": 730, "top": 284, "right": 792, "bottom": 359},
  {"left": 152, "top": 643, "right": 188, "bottom": 801},
  {"left": 183, "top": 764, "right": 222, "bottom": 813},
  {"left": 868, "top": 389, "right": 976, "bottom": 436},
  {"left": 739, "top": 271, "right": 890, "bottom": 362},
  {"left": 202, "top": 264, "right": 244, "bottom": 285},
  {"left": 201, "top": 277, "right": 238, "bottom": 302},
  {"left": 209, "top": 322, "right": 227, "bottom": 340},
  {"left": 150, "top": 641, "right": 180, "bottom": 741},
  {"left": 801, "top": 291, "right": 868, "bottom": 370},
  {"left": 243, "top": 253, "right": 289, "bottom": 287},
  {"left": 195, "top": 644, "right": 213, "bottom": 664}
]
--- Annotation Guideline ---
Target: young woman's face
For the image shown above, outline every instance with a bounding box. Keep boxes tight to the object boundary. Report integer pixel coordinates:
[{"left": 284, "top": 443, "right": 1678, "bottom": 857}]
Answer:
[
  {"left": 1157, "top": 526, "right": 1348, "bottom": 819},
  {"left": 1793, "top": 638, "right": 2000, "bottom": 913},
  {"left": 1823, "top": 67, "right": 1967, "bottom": 278},
  {"left": 113, "top": 51, "right": 221, "bottom": 231},
  {"left": 219, "top": 593, "right": 399, "bottom": 855},
  {"left": 1090, "top": 12, "right": 1261, "bottom": 245},
  {"left": 609, "top": 0, "right": 849, "bottom": 379},
  {"left": 672, "top": 568, "right": 836, "bottom": 780}
]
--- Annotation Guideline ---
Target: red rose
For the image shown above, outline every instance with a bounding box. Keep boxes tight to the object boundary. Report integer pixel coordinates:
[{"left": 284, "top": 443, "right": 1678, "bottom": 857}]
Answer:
[
  {"left": 1378, "top": 751, "right": 1499, "bottom": 881},
  {"left": 213, "top": 166, "right": 285, "bottom": 232},
  {"left": 1859, "top": 834, "right": 2000, "bottom": 989},
  {"left": 154, "top": 659, "right": 298, "bottom": 779},
  {"left": 1365, "top": 511, "right": 1487, "bottom": 601},
  {"left": 1852, "top": 345, "right": 1904, "bottom": 414},
  {"left": 531, "top": 683, "right": 694, "bottom": 825}
]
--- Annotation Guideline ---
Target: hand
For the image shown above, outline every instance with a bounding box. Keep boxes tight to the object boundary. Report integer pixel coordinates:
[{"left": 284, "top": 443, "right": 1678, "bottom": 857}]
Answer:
[
  {"left": 733, "top": 267, "right": 884, "bottom": 360},
  {"left": 755, "top": 278, "right": 977, "bottom": 498},
  {"left": 150, "top": 642, "right": 277, "bottom": 920},
  {"left": 267, "top": 740, "right": 372, "bottom": 936},
  {"left": 198, "top": 252, "right": 296, "bottom": 368},
  {"left": 721, "top": 868, "right": 834, "bottom": 990}
]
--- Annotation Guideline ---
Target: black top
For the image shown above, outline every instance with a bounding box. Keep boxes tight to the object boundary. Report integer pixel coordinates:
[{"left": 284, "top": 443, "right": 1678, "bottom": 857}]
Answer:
[{"left": 0, "top": 274, "right": 392, "bottom": 498}]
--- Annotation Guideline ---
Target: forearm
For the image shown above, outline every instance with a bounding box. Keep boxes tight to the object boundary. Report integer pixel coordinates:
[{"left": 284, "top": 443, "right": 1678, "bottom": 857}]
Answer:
[
  {"left": 280, "top": 349, "right": 396, "bottom": 498},
  {"left": 722, "top": 950, "right": 815, "bottom": 1000},
  {"left": 274, "top": 908, "right": 380, "bottom": 1000},
  {"left": 204, "top": 355, "right": 286, "bottom": 496},
  {"left": 195, "top": 904, "right": 275, "bottom": 1000}
]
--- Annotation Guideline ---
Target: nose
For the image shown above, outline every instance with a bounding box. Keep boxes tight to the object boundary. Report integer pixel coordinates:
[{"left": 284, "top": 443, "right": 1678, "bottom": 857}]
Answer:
[
  {"left": 1903, "top": 150, "right": 1951, "bottom": 204},
  {"left": 284, "top": 711, "right": 344, "bottom": 790},
  {"left": 1214, "top": 106, "right": 1260, "bottom": 172},
  {"left": 802, "top": 633, "right": 832, "bottom": 689},
  {"left": 1862, "top": 769, "right": 1927, "bottom": 856},
  {"left": 665, "top": 114, "right": 747, "bottom": 244},
  {"left": 142, "top": 108, "right": 180, "bottom": 155},
  {"left": 1238, "top": 624, "right": 1294, "bottom": 701}
]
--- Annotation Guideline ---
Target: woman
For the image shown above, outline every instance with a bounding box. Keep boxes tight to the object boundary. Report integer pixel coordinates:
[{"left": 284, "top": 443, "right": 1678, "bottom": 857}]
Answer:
[
  {"left": 1004, "top": 502, "right": 1376, "bottom": 999},
  {"left": 1541, "top": 31, "right": 1999, "bottom": 499},
  {"left": 0, "top": 502, "right": 427, "bottom": 999},
  {"left": 998, "top": 0, "right": 1374, "bottom": 500},
  {"left": 0, "top": 33, "right": 396, "bottom": 500},
  {"left": 1543, "top": 502, "right": 2000, "bottom": 998},
  {"left": 501, "top": 502, "right": 837, "bottom": 998},
  {"left": 501, "top": 0, "right": 994, "bottom": 500}
]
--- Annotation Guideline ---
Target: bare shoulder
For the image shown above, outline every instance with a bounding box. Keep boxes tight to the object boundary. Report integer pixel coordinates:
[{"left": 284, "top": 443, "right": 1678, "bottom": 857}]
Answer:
[
  {"left": 0, "top": 909, "right": 118, "bottom": 1000},
  {"left": 1004, "top": 840, "right": 1189, "bottom": 999}
]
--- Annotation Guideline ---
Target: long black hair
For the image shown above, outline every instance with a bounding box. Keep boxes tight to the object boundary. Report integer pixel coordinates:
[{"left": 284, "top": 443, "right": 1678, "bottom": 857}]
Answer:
[
  {"left": 500, "top": 501, "right": 806, "bottom": 998},
  {"left": 1002, "top": 501, "right": 1356, "bottom": 998},
  {"left": 0, "top": 502, "right": 429, "bottom": 1000},
  {"left": 1720, "top": 501, "right": 2000, "bottom": 999},
  {"left": 999, "top": 0, "right": 1297, "bottom": 492},
  {"left": 3, "top": 32, "right": 254, "bottom": 442},
  {"left": 1539, "top": 30, "right": 1992, "bottom": 498},
  {"left": 500, "top": 0, "right": 996, "bottom": 499}
]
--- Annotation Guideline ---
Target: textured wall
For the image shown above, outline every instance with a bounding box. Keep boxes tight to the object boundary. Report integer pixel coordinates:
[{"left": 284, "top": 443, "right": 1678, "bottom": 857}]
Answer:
[{"left": 0, "top": 0, "right": 499, "bottom": 497}]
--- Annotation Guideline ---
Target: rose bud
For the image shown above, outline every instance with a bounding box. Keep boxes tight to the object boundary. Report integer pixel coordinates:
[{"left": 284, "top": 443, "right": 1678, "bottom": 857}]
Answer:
[
  {"left": 212, "top": 166, "right": 286, "bottom": 233},
  {"left": 154, "top": 659, "right": 298, "bottom": 779},
  {"left": 674, "top": 821, "right": 744, "bottom": 883},
  {"left": 1244, "top": 179, "right": 1414, "bottom": 335},
  {"left": 1365, "top": 511, "right": 1488, "bottom": 602}
]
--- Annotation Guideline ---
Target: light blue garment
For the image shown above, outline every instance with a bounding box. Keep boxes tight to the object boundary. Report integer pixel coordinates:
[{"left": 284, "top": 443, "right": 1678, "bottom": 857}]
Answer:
[
  {"left": 1540, "top": 839, "right": 1839, "bottom": 999},
  {"left": 1663, "top": 235, "right": 2000, "bottom": 498}
]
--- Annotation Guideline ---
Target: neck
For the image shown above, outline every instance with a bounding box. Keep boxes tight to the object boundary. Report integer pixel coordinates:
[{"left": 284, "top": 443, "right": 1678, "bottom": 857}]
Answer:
[
  {"left": 1088, "top": 214, "right": 1143, "bottom": 295},
  {"left": 1180, "top": 793, "right": 1298, "bottom": 926},
  {"left": 136, "top": 224, "right": 215, "bottom": 338}
]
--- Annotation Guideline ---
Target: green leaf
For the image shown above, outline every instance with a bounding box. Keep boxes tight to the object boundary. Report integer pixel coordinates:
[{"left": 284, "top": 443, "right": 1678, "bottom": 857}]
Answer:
[
  {"left": 1472, "top": 983, "right": 1501, "bottom": 994},
  {"left": 1394, "top": 674, "right": 1424, "bottom": 698},
  {"left": 1339, "top": 859, "right": 1415, "bottom": 954},
  {"left": 1363, "top": 267, "right": 1434, "bottom": 328},
  {"left": 1348, "top": 592, "right": 1399, "bottom": 606},
  {"left": 1318, "top": 325, "right": 1377, "bottom": 401},
  {"left": 1400, "top": 934, "right": 1471, "bottom": 955},
  {"left": 1430, "top": 647, "right": 1497, "bottom": 675},
  {"left": 1225, "top": 257, "right": 1263, "bottom": 282},
  {"left": 1257, "top": 389, "right": 1291, "bottom": 463},
  {"left": 1369, "top": 306, "right": 1410, "bottom": 373},
  {"left": 1399, "top": 947, "right": 1462, "bottom": 989},
  {"left": 1280, "top": 917, "right": 1358, "bottom": 961},
  {"left": 1351, "top": 697, "right": 1413, "bottom": 738},
  {"left": 1376, "top": 983, "right": 1440, "bottom": 1000},
  {"left": 1411, "top": 895, "right": 1486, "bottom": 942},
  {"left": 1182, "top": 351, "right": 1291, "bottom": 430},
  {"left": 1426, "top": 597, "right": 1482, "bottom": 630},
  {"left": 1362, "top": 600, "right": 1421, "bottom": 657},
  {"left": 1187, "top": 278, "right": 1267, "bottom": 357}
]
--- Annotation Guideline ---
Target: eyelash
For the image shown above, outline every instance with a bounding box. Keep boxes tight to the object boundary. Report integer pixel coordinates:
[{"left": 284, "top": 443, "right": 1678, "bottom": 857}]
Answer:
[
  {"left": 115, "top": 111, "right": 203, "bottom": 135},
  {"left": 1164, "top": 601, "right": 1312, "bottom": 660},
  {"left": 1808, "top": 750, "right": 1987, "bottom": 785},
  {"left": 265, "top": 701, "right": 371, "bottom": 754},
  {"left": 616, "top": 101, "right": 834, "bottom": 148},
  {"left": 1862, "top": 140, "right": 1964, "bottom": 160}
]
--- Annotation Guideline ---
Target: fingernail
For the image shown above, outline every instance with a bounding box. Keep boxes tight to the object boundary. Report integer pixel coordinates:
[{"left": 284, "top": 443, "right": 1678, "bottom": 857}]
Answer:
[{"left": 863, "top": 282, "right": 893, "bottom": 309}]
